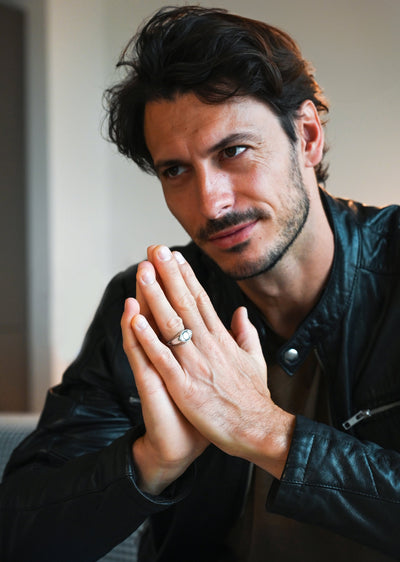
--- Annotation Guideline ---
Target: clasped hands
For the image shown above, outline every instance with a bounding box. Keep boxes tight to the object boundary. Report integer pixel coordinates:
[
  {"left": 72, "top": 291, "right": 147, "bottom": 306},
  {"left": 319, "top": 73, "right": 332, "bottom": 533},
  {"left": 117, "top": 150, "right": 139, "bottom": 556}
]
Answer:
[{"left": 121, "top": 245, "right": 294, "bottom": 495}]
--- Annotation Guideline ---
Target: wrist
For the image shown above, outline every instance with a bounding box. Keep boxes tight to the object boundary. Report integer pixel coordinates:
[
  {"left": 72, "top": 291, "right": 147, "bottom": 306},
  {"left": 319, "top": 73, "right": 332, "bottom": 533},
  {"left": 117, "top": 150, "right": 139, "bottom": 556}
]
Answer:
[
  {"left": 247, "top": 408, "right": 296, "bottom": 480},
  {"left": 132, "top": 435, "right": 193, "bottom": 496}
]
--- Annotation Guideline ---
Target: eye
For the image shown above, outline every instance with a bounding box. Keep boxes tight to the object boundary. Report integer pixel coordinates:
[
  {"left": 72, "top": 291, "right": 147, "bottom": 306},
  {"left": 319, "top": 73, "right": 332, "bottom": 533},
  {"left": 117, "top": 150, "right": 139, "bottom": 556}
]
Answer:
[
  {"left": 221, "top": 145, "right": 247, "bottom": 159},
  {"left": 162, "top": 164, "right": 186, "bottom": 179}
]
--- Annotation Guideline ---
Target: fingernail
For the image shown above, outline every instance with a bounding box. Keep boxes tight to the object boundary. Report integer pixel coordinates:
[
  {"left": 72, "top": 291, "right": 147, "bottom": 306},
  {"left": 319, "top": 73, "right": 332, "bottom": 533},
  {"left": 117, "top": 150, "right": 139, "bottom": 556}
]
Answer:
[
  {"left": 134, "top": 315, "right": 148, "bottom": 330},
  {"left": 173, "top": 251, "right": 185, "bottom": 264},
  {"left": 140, "top": 269, "right": 155, "bottom": 285},
  {"left": 157, "top": 246, "right": 172, "bottom": 261}
]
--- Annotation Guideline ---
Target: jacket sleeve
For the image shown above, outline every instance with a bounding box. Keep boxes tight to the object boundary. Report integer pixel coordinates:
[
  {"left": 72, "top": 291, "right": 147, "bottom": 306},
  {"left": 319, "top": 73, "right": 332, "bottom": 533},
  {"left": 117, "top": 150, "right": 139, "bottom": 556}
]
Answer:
[
  {"left": 267, "top": 415, "right": 400, "bottom": 559},
  {"left": 0, "top": 268, "right": 193, "bottom": 562}
]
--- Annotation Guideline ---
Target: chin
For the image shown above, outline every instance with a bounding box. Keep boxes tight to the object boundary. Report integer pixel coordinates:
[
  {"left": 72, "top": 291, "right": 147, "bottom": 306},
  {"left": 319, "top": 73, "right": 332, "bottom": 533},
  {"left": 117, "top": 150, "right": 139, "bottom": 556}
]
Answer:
[
  {"left": 211, "top": 246, "right": 271, "bottom": 281},
  {"left": 214, "top": 241, "right": 294, "bottom": 280}
]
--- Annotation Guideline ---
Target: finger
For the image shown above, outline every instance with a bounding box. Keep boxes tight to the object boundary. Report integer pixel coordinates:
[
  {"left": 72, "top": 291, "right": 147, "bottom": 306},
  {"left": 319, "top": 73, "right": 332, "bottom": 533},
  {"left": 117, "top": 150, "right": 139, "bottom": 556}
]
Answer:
[
  {"left": 136, "top": 269, "right": 159, "bottom": 335},
  {"left": 121, "top": 298, "right": 165, "bottom": 396},
  {"left": 146, "top": 245, "right": 164, "bottom": 287},
  {"left": 148, "top": 245, "right": 221, "bottom": 333},
  {"left": 147, "top": 245, "right": 157, "bottom": 261},
  {"left": 230, "top": 307, "right": 262, "bottom": 355},
  {"left": 121, "top": 298, "right": 152, "bottom": 378},
  {"left": 137, "top": 258, "right": 206, "bottom": 344},
  {"left": 121, "top": 297, "right": 140, "bottom": 344},
  {"left": 131, "top": 312, "right": 185, "bottom": 386},
  {"left": 230, "top": 307, "right": 267, "bottom": 382},
  {"left": 172, "top": 250, "right": 223, "bottom": 332}
]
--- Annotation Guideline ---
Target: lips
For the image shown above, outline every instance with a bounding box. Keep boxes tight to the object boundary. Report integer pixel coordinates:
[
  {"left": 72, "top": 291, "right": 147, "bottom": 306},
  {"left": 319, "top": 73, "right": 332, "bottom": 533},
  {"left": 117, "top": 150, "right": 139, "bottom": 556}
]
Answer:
[{"left": 207, "top": 220, "right": 258, "bottom": 249}]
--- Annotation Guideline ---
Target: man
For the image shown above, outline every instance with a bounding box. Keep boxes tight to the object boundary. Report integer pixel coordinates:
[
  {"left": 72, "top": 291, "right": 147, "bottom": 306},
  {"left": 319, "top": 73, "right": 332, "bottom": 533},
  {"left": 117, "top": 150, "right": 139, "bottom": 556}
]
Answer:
[{"left": 1, "top": 5, "right": 399, "bottom": 561}]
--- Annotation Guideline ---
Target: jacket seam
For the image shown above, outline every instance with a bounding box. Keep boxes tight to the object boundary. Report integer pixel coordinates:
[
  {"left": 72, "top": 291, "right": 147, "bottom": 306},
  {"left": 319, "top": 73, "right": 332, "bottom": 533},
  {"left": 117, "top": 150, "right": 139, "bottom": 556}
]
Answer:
[
  {"left": 358, "top": 265, "right": 399, "bottom": 276},
  {"left": 293, "top": 428, "right": 399, "bottom": 459},
  {"left": 280, "top": 480, "right": 400, "bottom": 504},
  {"left": 362, "top": 449, "right": 379, "bottom": 496},
  {"left": 291, "top": 433, "right": 315, "bottom": 480}
]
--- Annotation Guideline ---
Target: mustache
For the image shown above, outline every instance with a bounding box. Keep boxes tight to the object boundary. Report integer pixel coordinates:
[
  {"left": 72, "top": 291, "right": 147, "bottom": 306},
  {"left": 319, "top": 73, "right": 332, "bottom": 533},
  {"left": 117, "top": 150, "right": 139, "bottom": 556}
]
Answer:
[{"left": 196, "top": 209, "right": 268, "bottom": 242}]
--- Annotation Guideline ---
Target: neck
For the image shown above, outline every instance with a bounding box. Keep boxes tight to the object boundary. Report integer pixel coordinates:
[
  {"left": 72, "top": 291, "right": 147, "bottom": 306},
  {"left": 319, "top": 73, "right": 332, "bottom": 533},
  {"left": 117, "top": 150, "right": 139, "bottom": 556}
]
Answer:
[{"left": 238, "top": 192, "right": 334, "bottom": 340}]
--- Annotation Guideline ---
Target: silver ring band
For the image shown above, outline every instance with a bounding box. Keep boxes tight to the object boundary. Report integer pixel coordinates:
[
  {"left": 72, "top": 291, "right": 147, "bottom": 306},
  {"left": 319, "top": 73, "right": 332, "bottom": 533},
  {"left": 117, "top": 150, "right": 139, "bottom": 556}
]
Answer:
[{"left": 167, "top": 328, "right": 192, "bottom": 346}]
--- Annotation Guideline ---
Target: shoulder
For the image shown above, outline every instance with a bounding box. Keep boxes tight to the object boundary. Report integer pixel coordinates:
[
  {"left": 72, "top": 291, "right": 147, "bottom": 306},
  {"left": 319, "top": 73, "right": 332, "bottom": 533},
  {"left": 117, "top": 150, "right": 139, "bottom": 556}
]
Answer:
[
  {"left": 323, "top": 189, "right": 399, "bottom": 231},
  {"left": 322, "top": 190, "right": 400, "bottom": 275}
]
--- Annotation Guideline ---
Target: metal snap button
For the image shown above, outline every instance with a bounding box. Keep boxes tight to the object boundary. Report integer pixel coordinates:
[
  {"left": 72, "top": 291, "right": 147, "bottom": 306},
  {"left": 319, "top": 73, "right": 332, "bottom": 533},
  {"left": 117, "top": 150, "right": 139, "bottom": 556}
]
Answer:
[{"left": 283, "top": 348, "right": 299, "bottom": 363}]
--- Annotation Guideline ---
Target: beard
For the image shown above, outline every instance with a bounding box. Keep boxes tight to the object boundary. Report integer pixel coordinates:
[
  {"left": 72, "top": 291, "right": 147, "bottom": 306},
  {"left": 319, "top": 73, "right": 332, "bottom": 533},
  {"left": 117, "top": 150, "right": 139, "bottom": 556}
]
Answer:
[{"left": 195, "top": 145, "right": 310, "bottom": 280}]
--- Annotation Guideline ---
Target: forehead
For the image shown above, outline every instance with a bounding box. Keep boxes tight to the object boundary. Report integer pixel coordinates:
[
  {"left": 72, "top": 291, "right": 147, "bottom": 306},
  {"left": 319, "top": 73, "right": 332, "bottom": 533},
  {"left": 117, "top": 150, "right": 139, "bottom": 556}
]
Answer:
[{"left": 143, "top": 93, "right": 282, "bottom": 157}]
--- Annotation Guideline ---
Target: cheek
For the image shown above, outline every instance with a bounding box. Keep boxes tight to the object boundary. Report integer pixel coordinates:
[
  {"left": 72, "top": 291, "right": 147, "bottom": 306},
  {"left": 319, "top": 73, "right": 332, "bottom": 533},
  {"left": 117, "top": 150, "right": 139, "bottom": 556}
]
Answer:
[
  {"left": 162, "top": 189, "right": 196, "bottom": 231},
  {"left": 243, "top": 155, "right": 289, "bottom": 202},
  {"left": 237, "top": 166, "right": 272, "bottom": 203}
]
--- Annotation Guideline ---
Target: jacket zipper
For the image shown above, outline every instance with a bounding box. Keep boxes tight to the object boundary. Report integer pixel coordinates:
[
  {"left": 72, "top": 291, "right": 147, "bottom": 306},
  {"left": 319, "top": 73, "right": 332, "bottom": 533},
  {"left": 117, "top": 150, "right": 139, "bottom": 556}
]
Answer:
[{"left": 342, "top": 400, "right": 400, "bottom": 430}]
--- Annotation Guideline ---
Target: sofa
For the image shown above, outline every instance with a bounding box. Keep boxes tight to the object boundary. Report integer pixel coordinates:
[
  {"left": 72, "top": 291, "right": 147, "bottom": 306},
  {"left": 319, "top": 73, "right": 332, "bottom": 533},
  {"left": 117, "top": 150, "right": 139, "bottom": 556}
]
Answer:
[{"left": 0, "top": 414, "right": 141, "bottom": 561}]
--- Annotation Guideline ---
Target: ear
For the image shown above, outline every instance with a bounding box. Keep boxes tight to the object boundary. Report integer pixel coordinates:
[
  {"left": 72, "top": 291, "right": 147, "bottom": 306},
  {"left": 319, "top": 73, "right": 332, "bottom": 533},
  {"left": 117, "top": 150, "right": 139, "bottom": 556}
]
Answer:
[{"left": 297, "top": 100, "right": 324, "bottom": 168}]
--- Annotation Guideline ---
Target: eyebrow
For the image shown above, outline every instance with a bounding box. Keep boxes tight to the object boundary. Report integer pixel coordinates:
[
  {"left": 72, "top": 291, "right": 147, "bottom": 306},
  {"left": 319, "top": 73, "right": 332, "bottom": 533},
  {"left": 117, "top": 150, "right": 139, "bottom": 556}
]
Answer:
[{"left": 153, "top": 131, "right": 261, "bottom": 176}]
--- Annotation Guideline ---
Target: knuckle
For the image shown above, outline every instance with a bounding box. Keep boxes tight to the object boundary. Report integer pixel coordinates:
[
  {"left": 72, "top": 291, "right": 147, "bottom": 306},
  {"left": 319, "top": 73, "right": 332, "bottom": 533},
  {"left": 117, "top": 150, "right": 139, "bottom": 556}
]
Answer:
[
  {"left": 166, "top": 315, "right": 184, "bottom": 333},
  {"left": 176, "top": 291, "right": 196, "bottom": 312},
  {"left": 154, "top": 346, "right": 174, "bottom": 367},
  {"left": 195, "top": 288, "right": 211, "bottom": 309}
]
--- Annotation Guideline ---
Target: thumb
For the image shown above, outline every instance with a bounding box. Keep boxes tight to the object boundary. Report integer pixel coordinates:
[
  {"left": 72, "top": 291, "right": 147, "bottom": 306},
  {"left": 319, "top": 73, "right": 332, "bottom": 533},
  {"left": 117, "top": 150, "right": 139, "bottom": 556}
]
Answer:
[{"left": 230, "top": 307, "right": 262, "bottom": 355}]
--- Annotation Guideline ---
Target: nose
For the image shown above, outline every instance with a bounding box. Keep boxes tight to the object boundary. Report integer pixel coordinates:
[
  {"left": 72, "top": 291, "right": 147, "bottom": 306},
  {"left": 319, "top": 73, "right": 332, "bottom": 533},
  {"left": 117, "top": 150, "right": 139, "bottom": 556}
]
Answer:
[{"left": 195, "top": 165, "right": 234, "bottom": 219}]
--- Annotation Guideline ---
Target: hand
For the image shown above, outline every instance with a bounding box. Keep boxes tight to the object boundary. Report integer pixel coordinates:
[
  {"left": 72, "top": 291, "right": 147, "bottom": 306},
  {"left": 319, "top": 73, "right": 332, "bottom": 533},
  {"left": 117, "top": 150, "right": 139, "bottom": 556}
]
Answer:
[
  {"left": 128, "top": 245, "right": 295, "bottom": 479},
  {"left": 121, "top": 298, "right": 209, "bottom": 495}
]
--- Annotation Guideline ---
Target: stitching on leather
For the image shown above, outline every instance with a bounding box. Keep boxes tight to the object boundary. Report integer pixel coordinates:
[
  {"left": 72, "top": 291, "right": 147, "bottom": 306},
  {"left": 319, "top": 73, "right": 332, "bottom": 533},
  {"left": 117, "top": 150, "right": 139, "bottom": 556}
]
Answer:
[
  {"left": 281, "top": 480, "right": 400, "bottom": 504},
  {"left": 302, "top": 433, "right": 316, "bottom": 481},
  {"left": 285, "top": 431, "right": 399, "bottom": 503},
  {"left": 362, "top": 449, "right": 379, "bottom": 496}
]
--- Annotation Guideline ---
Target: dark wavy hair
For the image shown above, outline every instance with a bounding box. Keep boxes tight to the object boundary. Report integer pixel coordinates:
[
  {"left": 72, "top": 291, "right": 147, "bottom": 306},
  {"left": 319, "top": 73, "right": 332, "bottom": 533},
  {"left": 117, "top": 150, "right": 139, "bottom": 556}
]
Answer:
[{"left": 105, "top": 5, "right": 329, "bottom": 183}]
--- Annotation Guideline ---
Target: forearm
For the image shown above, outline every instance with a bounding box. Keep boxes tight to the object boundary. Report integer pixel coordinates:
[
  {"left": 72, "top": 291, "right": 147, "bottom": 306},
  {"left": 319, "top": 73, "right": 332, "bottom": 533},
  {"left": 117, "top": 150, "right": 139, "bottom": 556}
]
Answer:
[
  {"left": 0, "top": 430, "right": 171, "bottom": 561},
  {"left": 267, "top": 415, "right": 400, "bottom": 558}
]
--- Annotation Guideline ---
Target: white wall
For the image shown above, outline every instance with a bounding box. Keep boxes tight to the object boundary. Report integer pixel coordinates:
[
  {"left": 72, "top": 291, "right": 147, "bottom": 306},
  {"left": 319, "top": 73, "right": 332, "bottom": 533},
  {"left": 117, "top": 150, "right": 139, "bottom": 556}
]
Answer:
[
  {"left": 6, "top": 0, "right": 399, "bottom": 409},
  {"left": 1, "top": 0, "right": 50, "bottom": 411},
  {"left": 46, "top": 0, "right": 111, "bottom": 392}
]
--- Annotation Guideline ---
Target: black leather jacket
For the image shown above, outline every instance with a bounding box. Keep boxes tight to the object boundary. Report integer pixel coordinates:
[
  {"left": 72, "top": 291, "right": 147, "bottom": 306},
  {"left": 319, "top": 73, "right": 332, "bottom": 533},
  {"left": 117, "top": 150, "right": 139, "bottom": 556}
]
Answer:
[{"left": 1, "top": 190, "right": 400, "bottom": 561}]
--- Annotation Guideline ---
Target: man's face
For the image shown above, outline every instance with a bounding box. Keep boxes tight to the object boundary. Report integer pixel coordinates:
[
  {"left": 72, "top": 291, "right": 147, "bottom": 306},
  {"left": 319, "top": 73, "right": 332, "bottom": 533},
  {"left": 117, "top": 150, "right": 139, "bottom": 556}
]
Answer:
[{"left": 144, "top": 93, "right": 310, "bottom": 280}]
